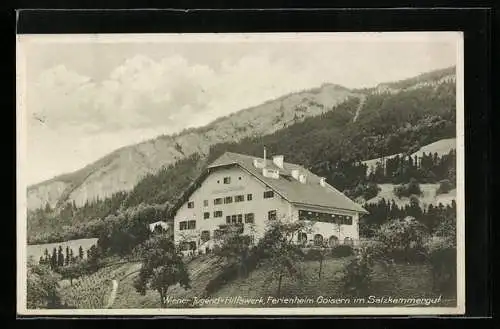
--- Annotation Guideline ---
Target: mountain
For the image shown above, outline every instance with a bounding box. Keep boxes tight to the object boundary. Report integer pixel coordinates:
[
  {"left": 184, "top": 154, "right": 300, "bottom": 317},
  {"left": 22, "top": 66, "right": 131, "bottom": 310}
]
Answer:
[
  {"left": 27, "top": 84, "right": 359, "bottom": 210},
  {"left": 27, "top": 66, "right": 457, "bottom": 244}
]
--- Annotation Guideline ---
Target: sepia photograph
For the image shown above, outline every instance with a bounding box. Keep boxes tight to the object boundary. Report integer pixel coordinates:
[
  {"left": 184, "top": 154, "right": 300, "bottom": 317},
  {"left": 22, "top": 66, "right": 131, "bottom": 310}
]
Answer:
[{"left": 17, "top": 32, "right": 464, "bottom": 316}]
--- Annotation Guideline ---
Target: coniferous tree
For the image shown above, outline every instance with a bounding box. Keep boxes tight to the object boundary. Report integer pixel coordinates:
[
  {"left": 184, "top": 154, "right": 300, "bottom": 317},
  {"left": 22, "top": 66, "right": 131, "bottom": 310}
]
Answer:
[
  {"left": 78, "top": 246, "right": 84, "bottom": 260},
  {"left": 50, "top": 248, "right": 57, "bottom": 270},
  {"left": 44, "top": 248, "right": 50, "bottom": 264},
  {"left": 65, "top": 246, "right": 70, "bottom": 266},
  {"left": 57, "top": 246, "right": 65, "bottom": 267},
  {"left": 69, "top": 248, "right": 75, "bottom": 263}
]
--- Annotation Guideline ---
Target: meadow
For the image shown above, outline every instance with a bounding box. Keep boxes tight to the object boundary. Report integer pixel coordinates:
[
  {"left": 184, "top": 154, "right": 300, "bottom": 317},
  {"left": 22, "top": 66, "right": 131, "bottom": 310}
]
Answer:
[
  {"left": 56, "top": 254, "right": 455, "bottom": 309},
  {"left": 27, "top": 238, "right": 98, "bottom": 263}
]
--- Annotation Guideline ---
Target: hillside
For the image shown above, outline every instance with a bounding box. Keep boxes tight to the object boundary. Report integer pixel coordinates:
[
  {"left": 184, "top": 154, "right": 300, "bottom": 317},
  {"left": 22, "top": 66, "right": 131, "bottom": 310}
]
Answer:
[
  {"left": 363, "top": 138, "right": 457, "bottom": 176},
  {"left": 28, "top": 84, "right": 358, "bottom": 210},
  {"left": 364, "top": 183, "right": 456, "bottom": 208},
  {"left": 27, "top": 66, "right": 457, "bottom": 244}
]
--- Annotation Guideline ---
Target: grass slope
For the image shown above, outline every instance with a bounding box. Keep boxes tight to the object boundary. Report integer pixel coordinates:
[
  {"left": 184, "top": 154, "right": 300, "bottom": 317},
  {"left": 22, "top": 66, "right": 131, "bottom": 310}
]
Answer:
[
  {"left": 110, "top": 254, "right": 226, "bottom": 308},
  {"left": 363, "top": 138, "right": 457, "bottom": 175},
  {"left": 210, "top": 257, "right": 455, "bottom": 307},
  {"left": 365, "top": 183, "right": 456, "bottom": 209}
]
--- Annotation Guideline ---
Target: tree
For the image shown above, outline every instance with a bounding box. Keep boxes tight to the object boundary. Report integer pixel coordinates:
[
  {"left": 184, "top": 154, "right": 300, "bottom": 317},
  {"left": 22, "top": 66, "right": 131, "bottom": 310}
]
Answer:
[
  {"left": 50, "top": 248, "right": 57, "bottom": 270},
  {"left": 27, "top": 260, "right": 63, "bottom": 309},
  {"left": 255, "top": 220, "right": 306, "bottom": 297},
  {"left": 57, "top": 246, "right": 65, "bottom": 267},
  {"left": 375, "top": 216, "right": 429, "bottom": 263},
  {"left": 57, "top": 262, "right": 83, "bottom": 286},
  {"left": 65, "top": 246, "right": 70, "bottom": 266},
  {"left": 214, "top": 223, "right": 253, "bottom": 277},
  {"left": 78, "top": 245, "right": 84, "bottom": 260},
  {"left": 133, "top": 235, "right": 191, "bottom": 307}
]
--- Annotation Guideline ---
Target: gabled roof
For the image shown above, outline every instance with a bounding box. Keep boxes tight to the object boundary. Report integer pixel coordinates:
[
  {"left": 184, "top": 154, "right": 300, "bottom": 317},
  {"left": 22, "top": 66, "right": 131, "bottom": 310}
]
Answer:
[
  {"left": 171, "top": 152, "right": 368, "bottom": 216},
  {"left": 212, "top": 152, "right": 368, "bottom": 213}
]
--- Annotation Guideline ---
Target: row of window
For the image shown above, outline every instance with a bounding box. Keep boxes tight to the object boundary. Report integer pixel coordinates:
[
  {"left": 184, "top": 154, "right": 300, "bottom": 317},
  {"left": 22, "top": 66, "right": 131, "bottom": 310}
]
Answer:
[
  {"left": 213, "top": 194, "right": 252, "bottom": 205},
  {"left": 298, "top": 210, "right": 353, "bottom": 225},
  {"left": 181, "top": 209, "right": 277, "bottom": 230},
  {"left": 187, "top": 191, "right": 274, "bottom": 209},
  {"left": 179, "top": 220, "right": 196, "bottom": 230},
  {"left": 226, "top": 213, "right": 255, "bottom": 224},
  {"left": 298, "top": 233, "right": 354, "bottom": 247},
  {"left": 202, "top": 210, "right": 277, "bottom": 222}
]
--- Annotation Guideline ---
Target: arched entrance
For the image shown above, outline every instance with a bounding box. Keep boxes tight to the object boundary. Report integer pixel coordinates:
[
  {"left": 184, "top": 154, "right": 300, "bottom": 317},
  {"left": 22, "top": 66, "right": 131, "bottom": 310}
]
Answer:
[
  {"left": 328, "top": 235, "right": 339, "bottom": 247},
  {"left": 313, "top": 234, "right": 324, "bottom": 247}
]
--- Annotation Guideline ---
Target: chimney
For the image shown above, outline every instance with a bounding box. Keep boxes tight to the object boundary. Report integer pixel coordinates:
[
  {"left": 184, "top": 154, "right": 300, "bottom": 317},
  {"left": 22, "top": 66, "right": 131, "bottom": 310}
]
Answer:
[
  {"left": 291, "top": 169, "right": 300, "bottom": 180},
  {"left": 319, "top": 177, "right": 326, "bottom": 187},
  {"left": 272, "top": 155, "right": 284, "bottom": 169},
  {"left": 263, "top": 147, "right": 267, "bottom": 167}
]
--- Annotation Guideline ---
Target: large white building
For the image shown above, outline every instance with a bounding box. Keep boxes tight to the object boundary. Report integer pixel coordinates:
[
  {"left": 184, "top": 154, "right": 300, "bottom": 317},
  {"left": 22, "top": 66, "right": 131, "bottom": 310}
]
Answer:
[{"left": 172, "top": 151, "right": 368, "bottom": 252}]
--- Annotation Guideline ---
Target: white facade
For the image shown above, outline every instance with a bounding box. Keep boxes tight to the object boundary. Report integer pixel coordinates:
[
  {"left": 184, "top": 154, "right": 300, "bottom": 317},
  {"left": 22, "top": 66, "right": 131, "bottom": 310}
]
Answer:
[{"left": 173, "top": 165, "right": 362, "bottom": 251}]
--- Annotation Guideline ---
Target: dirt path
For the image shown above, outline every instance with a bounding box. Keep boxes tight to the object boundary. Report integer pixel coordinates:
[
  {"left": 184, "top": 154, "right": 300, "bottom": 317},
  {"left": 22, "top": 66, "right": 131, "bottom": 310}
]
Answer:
[
  {"left": 352, "top": 94, "right": 366, "bottom": 123},
  {"left": 105, "top": 280, "right": 118, "bottom": 308}
]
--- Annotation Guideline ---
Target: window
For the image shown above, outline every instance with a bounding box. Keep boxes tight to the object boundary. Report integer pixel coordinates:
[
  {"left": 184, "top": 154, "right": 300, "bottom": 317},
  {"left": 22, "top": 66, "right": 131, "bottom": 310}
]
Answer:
[
  {"left": 268, "top": 210, "right": 277, "bottom": 221},
  {"left": 214, "top": 198, "right": 222, "bottom": 205},
  {"left": 201, "top": 230, "right": 210, "bottom": 242},
  {"left": 214, "top": 211, "right": 223, "bottom": 218},
  {"left": 263, "top": 191, "right": 274, "bottom": 199},
  {"left": 203, "top": 212, "right": 210, "bottom": 219},
  {"left": 247, "top": 194, "right": 253, "bottom": 201},
  {"left": 187, "top": 201, "right": 194, "bottom": 209},
  {"left": 237, "top": 214, "right": 243, "bottom": 224},
  {"left": 238, "top": 177, "right": 242, "bottom": 180},
  {"left": 223, "top": 177, "right": 231, "bottom": 184},
  {"left": 244, "top": 213, "right": 255, "bottom": 224},
  {"left": 224, "top": 196, "right": 233, "bottom": 204},
  {"left": 179, "top": 221, "right": 187, "bottom": 230},
  {"left": 226, "top": 216, "right": 231, "bottom": 224},
  {"left": 203, "top": 200, "right": 208, "bottom": 207},
  {"left": 188, "top": 220, "right": 196, "bottom": 230},
  {"left": 314, "top": 234, "right": 324, "bottom": 247},
  {"left": 342, "top": 216, "right": 353, "bottom": 225},
  {"left": 235, "top": 195, "right": 245, "bottom": 202},
  {"left": 231, "top": 215, "right": 237, "bottom": 224}
]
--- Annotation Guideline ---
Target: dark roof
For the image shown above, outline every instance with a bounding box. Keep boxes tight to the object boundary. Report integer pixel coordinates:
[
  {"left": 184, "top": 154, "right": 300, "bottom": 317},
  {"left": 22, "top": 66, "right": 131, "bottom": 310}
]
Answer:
[{"left": 171, "top": 152, "right": 368, "bottom": 216}]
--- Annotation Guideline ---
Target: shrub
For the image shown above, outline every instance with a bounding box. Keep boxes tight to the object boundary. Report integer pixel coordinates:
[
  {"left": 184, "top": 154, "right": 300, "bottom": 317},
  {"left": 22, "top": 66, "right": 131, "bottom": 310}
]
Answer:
[
  {"left": 375, "top": 216, "right": 429, "bottom": 263},
  {"left": 394, "top": 178, "right": 422, "bottom": 198},
  {"left": 341, "top": 251, "right": 373, "bottom": 297},
  {"left": 304, "top": 248, "right": 323, "bottom": 261},
  {"left": 425, "top": 237, "right": 457, "bottom": 296},
  {"left": 331, "top": 245, "right": 354, "bottom": 258},
  {"left": 346, "top": 182, "right": 381, "bottom": 201},
  {"left": 436, "top": 179, "right": 454, "bottom": 195}
]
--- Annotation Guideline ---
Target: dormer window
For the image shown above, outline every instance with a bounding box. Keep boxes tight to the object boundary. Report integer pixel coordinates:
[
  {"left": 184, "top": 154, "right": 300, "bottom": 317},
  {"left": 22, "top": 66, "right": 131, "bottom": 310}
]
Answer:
[
  {"left": 223, "top": 177, "right": 231, "bottom": 184},
  {"left": 263, "top": 191, "right": 274, "bottom": 199}
]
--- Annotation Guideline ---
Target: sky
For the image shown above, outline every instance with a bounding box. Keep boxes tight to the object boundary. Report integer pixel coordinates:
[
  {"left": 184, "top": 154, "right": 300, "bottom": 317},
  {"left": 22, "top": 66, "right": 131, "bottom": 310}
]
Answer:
[{"left": 17, "top": 32, "right": 461, "bottom": 186}]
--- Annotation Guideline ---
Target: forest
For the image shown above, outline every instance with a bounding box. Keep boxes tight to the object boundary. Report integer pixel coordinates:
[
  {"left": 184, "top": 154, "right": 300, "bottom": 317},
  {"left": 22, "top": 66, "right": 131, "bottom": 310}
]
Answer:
[{"left": 27, "top": 78, "right": 457, "bottom": 245}]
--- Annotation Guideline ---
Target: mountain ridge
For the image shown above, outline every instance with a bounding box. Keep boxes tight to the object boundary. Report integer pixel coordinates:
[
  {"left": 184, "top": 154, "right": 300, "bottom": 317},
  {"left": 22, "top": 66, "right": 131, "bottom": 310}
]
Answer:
[
  {"left": 27, "top": 83, "right": 358, "bottom": 210},
  {"left": 27, "top": 66, "right": 456, "bottom": 211}
]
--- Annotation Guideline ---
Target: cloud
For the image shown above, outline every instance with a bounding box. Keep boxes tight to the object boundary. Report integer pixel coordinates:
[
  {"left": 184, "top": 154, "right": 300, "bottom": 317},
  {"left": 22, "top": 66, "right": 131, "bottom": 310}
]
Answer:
[
  {"left": 28, "top": 51, "right": 342, "bottom": 135},
  {"left": 25, "top": 41, "right": 458, "bottom": 184}
]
